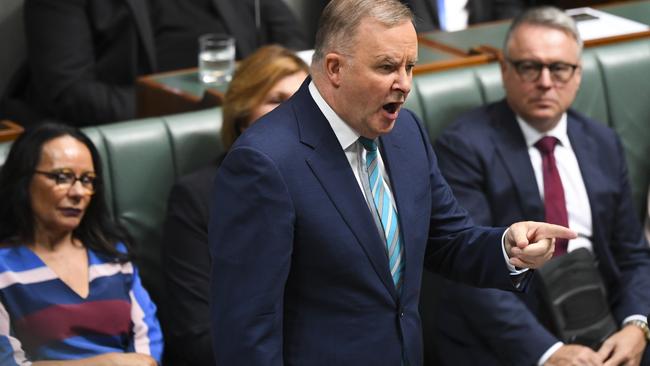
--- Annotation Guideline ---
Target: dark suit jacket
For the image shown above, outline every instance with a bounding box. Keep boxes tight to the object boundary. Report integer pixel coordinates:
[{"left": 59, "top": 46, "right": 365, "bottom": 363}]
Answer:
[
  {"left": 402, "top": 0, "right": 525, "bottom": 32},
  {"left": 429, "top": 100, "right": 650, "bottom": 365},
  {"left": 162, "top": 159, "right": 225, "bottom": 366},
  {"left": 152, "top": 0, "right": 308, "bottom": 71},
  {"left": 208, "top": 80, "right": 530, "bottom": 365},
  {"left": 5, "top": 0, "right": 157, "bottom": 127}
]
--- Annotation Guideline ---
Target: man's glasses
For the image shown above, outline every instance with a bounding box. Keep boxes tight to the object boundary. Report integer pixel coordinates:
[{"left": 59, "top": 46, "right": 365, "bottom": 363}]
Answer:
[
  {"left": 34, "top": 169, "right": 97, "bottom": 194},
  {"left": 507, "top": 59, "right": 579, "bottom": 83}
]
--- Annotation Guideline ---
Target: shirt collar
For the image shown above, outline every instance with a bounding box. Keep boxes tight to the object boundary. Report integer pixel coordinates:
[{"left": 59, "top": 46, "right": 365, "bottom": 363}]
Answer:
[
  {"left": 516, "top": 113, "right": 571, "bottom": 149},
  {"left": 308, "top": 81, "right": 360, "bottom": 151}
]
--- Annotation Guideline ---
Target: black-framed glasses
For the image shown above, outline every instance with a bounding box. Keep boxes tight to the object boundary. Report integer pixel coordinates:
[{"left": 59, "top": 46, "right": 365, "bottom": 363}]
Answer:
[
  {"left": 507, "top": 59, "right": 579, "bottom": 83},
  {"left": 34, "top": 169, "right": 97, "bottom": 194}
]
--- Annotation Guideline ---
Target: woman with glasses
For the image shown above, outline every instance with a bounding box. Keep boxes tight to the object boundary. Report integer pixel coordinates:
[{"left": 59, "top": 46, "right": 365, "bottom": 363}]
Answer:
[
  {"left": 162, "top": 45, "right": 308, "bottom": 365},
  {"left": 0, "top": 124, "right": 162, "bottom": 365}
]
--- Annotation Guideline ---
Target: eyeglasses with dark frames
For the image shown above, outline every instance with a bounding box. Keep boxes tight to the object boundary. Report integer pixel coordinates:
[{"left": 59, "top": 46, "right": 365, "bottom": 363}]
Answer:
[
  {"left": 507, "top": 59, "right": 579, "bottom": 83},
  {"left": 34, "top": 169, "right": 97, "bottom": 195}
]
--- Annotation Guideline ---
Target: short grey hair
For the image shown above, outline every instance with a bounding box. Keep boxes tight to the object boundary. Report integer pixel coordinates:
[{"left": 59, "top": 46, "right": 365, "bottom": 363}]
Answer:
[
  {"left": 503, "top": 6, "right": 583, "bottom": 59},
  {"left": 312, "top": 0, "right": 413, "bottom": 66}
]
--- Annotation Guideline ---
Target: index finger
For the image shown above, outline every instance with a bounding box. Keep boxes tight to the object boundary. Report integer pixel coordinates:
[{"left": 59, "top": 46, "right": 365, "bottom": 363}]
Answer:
[{"left": 530, "top": 223, "right": 577, "bottom": 243}]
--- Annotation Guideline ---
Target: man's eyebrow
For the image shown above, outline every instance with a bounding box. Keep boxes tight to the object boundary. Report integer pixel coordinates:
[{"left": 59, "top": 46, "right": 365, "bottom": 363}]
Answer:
[{"left": 374, "top": 55, "right": 397, "bottom": 63}]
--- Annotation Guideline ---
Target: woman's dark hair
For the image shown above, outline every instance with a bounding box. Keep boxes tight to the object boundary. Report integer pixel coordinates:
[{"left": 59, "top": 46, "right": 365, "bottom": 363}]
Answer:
[{"left": 0, "top": 123, "right": 131, "bottom": 261}]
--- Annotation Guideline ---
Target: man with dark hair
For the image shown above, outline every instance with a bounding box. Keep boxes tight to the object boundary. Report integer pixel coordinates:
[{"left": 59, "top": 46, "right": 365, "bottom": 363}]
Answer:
[
  {"left": 431, "top": 6, "right": 650, "bottom": 366},
  {"left": 208, "top": 1, "right": 575, "bottom": 364}
]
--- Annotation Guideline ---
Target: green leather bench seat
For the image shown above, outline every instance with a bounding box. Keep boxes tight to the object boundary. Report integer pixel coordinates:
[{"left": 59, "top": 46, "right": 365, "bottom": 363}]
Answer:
[
  {"left": 596, "top": 40, "right": 650, "bottom": 218},
  {"left": 85, "top": 108, "right": 223, "bottom": 320}
]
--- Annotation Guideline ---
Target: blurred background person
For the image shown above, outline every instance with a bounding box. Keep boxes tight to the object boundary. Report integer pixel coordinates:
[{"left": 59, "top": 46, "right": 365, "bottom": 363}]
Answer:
[
  {"left": 401, "top": 0, "right": 529, "bottom": 32},
  {"left": 0, "top": 124, "right": 163, "bottom": 365},
  {"left": 1, "top": 0, "right": 156, "bottom": 128},
  {"left": 152, "top": 0, "right": 308, "bottom": 71},
  {"left": 161, "top": 45, "right": 308, "bottom": 365}
]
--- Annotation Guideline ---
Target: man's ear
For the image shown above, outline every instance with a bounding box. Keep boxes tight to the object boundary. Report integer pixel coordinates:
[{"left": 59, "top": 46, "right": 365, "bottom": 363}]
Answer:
[{"left": 324, "top": 53, "right": 343, "bottom": 88}]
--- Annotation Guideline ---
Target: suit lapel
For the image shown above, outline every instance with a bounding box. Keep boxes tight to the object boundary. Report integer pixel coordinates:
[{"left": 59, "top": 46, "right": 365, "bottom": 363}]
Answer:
[
  {"left": 567, "top": 115, "right": 604, "bottom": 245},
  {"left": 491, "top": 102, "right": 544, "bottom": 221},
  {"left": 293, "top": 82, "right": 397, "bottom": 299},
  {"left": 123, "top": 0, "right": 157, "bottom": 71}
]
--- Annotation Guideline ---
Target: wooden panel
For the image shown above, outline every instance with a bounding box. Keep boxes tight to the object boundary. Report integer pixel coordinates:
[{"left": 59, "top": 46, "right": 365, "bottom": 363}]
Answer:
[
  {"left": 551, "top": 0, "right": 628, "bottom": 9},
  {"left": 0, "top": 120, "right": 23, "bottom": 142},
  {"left": 136, "top": 68, "right": 226, "bottom": 118}
]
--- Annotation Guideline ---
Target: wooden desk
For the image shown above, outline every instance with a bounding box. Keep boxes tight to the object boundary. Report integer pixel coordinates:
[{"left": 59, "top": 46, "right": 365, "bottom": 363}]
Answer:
[
  {"left": 420, "top": 0, "right": 650, "bottom": 57},
  {"left": 588, "top": 0, "right": 650, "bottom": 46},
  {"left": 137, "top": 43, "right": 490, "bottom": 117},
  {"left": 136, "top": 1, "right": 650, "bottom": 117},
  {"left": 0, "top": 120, "right": 23, "bottom": 142},
  {"left": 137, "top": 68, "right": 228, "bottom": 118},
  {"left": 415, "top": 35, "right": 498, "bottom": 74}
]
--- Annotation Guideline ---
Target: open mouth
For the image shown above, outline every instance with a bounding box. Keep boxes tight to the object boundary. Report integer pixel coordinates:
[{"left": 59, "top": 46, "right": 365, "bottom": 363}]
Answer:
[{"left": 383, "top": 102, "right": 400, "bottom": 114}]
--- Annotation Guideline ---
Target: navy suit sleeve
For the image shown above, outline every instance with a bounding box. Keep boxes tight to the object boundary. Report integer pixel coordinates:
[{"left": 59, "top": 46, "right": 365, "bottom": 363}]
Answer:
[
  {"left": 209, "top": 146, "right": 294, "bottom": 366},
  {"left": 24, "top": 0, "right": 136, "bottom": 125},
  {"left": 433, "top": 124, "right": 559, "bottom": 364}
]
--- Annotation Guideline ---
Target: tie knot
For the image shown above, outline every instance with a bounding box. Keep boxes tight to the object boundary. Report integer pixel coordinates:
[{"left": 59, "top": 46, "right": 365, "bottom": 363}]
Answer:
[
  {"left": 359, "top": 137, "right": 378, "bottom": 152},
  {"left": 534, "top": 136, "right": 559, "bottom": 155}
]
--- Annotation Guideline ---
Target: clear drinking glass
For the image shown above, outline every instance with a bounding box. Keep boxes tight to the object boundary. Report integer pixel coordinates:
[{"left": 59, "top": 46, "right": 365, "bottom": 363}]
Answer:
[{"left": 198, "top": 33, "right": 235, "bottom": 84}]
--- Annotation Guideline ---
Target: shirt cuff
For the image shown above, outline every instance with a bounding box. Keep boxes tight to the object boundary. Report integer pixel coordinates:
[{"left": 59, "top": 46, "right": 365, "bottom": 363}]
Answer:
[
  {"left": 501, "top": 227, "right": 529, "bottom": 275},
  {"left": 538, "top": 342, "right": 564, "bottom": 366},
  {"left": 623, "top": 314, "right": 648, "bottom": 326}
]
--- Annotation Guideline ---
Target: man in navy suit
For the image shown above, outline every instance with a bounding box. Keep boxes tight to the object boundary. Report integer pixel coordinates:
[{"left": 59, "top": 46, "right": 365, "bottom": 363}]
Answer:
[
  {"left": 208, "top": 1, "right": 576, "bottom": 364},
  {"left": 430, "top": 6, "right": 650, "bottom": 366}
]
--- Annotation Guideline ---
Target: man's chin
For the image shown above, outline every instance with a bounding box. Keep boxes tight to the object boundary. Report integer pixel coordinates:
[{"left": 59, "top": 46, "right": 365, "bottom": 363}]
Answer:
[
  {"left": 526, "top": 113, "right": 563, "bottom": 131},
  {"left": 375, "top": 117, "right": 397, "bottom": 136}
]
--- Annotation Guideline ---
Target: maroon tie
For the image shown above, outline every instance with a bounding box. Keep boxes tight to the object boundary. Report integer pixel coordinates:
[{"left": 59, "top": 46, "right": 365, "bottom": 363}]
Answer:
[{"left": 534, "top": 136, "right": 568, "bottom": 256}]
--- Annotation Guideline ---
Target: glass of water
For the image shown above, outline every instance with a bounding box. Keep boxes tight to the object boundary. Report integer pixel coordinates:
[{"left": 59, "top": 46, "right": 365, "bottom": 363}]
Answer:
[{"left": 198, "top": 33, "right": 235, "bottom": 84}]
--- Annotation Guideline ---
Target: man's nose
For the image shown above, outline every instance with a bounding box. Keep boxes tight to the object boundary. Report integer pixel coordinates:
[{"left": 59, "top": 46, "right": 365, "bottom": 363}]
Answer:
[
  {"left": 536, "top": 66, "right": 553, "bottom": 88},
  {"left": 394, "top": 68, "right": 412, "bottom": 95}
]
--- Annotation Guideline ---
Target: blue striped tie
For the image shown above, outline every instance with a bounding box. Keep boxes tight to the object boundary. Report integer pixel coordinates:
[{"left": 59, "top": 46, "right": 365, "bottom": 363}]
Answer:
[{"left": 359, "top": 137, "right": 405, "bottom": 290}]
